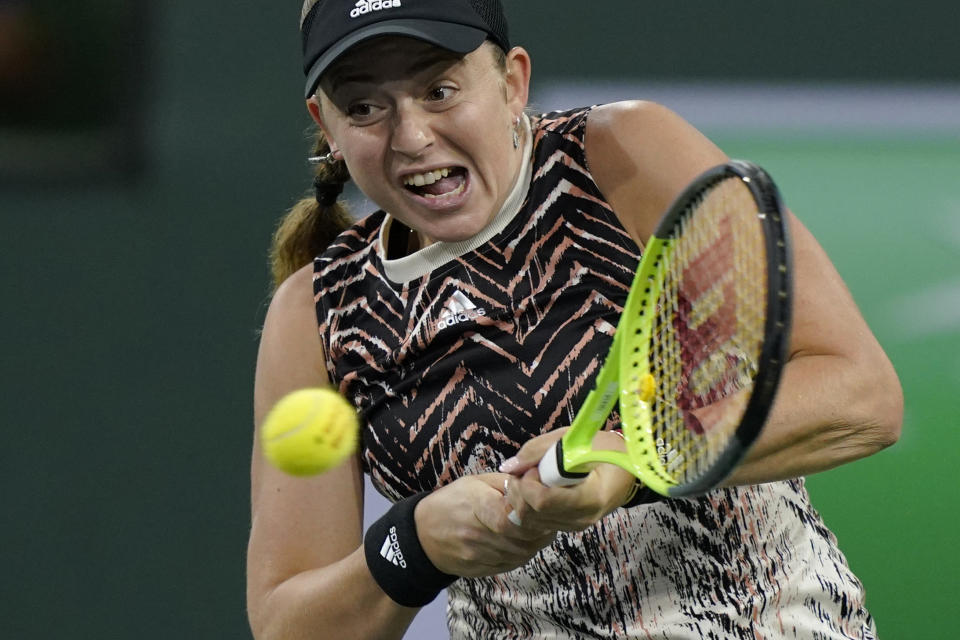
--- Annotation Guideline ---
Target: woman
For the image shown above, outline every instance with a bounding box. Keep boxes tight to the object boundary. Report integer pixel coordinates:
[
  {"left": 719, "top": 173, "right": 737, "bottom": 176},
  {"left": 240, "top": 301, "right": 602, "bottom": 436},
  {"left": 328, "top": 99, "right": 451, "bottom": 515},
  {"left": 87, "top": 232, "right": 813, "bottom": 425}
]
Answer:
[{"left": 247, "top": 1, "right": 903, "bottom": 638}]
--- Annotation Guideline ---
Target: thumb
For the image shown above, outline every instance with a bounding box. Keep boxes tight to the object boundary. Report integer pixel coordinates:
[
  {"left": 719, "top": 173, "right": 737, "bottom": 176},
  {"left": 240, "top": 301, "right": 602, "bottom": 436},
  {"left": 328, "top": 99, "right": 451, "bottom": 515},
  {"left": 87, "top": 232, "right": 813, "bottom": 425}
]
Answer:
[{"left": 499, "top": 428, "right": 568, "bottom": 476}]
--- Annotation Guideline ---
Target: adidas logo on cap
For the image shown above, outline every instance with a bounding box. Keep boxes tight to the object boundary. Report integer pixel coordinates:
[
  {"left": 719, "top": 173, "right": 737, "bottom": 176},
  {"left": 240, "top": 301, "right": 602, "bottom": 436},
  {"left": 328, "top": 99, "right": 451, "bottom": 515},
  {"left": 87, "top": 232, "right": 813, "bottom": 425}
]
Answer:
[
  {"left": 350, "top": 0, "right": 402, "bottom": 19},
  {"left": 379, "top": 525, "right": 407, "bottom": 568}
]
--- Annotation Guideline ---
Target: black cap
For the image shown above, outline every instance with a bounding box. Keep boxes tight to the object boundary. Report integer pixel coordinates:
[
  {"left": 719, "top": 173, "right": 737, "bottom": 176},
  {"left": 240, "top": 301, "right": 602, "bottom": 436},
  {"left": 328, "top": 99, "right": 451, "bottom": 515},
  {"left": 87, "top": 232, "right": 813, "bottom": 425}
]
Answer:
[{"left": 301, "top": 0, "right": 510, "bottom": 98}]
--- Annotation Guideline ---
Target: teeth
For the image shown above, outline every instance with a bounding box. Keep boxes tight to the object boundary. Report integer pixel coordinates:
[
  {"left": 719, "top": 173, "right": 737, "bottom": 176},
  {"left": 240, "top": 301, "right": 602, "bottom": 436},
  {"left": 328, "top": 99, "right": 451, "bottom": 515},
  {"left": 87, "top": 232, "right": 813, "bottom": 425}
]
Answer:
[
  {"left": 404, "top": 167, "right": 451, "bottom": 187},
  {"left": 422, "top": 179, "right": 466, "bottom": 199}
]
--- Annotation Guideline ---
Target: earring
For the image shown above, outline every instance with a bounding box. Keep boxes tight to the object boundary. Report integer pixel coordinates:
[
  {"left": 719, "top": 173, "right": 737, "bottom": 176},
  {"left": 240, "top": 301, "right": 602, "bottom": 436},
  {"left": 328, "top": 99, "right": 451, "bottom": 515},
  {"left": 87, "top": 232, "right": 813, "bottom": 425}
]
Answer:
[
  {"left": 512, "top": 116, "right": 521, "bottom": 150},
  {"left": 307, "top": 150, "right": 341, "bottom": 165}
]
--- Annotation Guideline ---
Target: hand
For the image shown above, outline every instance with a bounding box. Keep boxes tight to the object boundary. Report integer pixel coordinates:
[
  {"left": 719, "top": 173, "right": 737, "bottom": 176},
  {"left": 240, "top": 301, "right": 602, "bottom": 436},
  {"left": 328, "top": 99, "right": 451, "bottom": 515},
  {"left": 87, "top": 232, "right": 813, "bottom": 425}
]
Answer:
[
  {"left": 414, "top": 473, "right": 558, "bottom": 578},
  {"left": 499, "top": 429, "right": 636, "bottom": 531}
]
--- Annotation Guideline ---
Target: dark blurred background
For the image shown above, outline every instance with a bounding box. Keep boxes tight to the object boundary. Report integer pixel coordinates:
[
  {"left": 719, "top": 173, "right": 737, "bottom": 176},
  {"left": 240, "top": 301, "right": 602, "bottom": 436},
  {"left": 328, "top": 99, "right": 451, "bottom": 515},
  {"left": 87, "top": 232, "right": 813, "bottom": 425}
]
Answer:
[{"left": 1, "top": 1, "right": 957, "bottom": 638}]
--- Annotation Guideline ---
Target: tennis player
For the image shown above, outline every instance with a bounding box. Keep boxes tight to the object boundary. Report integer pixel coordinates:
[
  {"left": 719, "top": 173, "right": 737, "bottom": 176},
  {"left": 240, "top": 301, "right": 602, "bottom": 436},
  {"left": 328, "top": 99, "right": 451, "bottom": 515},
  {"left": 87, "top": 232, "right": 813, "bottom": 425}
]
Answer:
[{"left": 246, "top": 1, "right": 903, "bottom": 638}]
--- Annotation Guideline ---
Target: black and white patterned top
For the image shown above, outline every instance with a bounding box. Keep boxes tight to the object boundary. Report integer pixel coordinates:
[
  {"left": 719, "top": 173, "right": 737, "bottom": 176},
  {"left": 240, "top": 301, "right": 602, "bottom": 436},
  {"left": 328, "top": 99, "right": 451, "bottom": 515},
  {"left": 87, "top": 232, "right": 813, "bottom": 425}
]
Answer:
[{"left": 314, "top": 107, "right": 876, "bottom": 639}]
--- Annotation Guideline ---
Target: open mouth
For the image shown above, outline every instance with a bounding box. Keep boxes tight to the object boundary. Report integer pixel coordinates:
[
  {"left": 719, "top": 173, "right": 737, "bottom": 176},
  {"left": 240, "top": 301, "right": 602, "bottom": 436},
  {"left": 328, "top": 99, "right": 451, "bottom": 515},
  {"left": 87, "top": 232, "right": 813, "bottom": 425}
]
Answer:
[{"left": 402, "top": 166, "right": 468, "bottom": 200}]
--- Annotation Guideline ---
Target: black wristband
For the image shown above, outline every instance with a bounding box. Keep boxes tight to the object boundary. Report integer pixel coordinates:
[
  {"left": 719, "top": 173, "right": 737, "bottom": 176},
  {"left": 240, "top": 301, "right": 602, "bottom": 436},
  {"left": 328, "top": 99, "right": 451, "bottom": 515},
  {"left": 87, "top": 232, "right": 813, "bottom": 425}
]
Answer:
[
  {"left": 609, "top": 428, "right": 667, "bottom": 509},
  {"left": 621, "top": 481, "right": 666, "bottom": 508},
  {"left": 363, "top": 492, "right": 456, "bottom": 608}
]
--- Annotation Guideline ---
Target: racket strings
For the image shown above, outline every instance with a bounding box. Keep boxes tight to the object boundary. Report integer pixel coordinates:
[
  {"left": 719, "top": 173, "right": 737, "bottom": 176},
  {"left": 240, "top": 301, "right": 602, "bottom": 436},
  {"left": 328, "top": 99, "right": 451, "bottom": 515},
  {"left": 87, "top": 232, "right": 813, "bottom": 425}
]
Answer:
[{"left": 648, "top": 178, "right": 768, "bottom": 484}]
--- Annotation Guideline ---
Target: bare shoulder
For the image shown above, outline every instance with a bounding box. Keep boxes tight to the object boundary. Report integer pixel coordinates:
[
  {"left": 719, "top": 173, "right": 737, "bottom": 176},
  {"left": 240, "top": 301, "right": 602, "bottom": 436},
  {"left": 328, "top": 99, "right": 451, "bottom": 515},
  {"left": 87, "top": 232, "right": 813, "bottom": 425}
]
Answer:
[
  {"left": 267, "top": 262, "right": 319, "bottom": 330},
  {"left": 255, "top": 263, "right": 328, "bottom": 426},
  {"left": 587, "top": 99, "right": 680, "bottom": 134},
  {"left": 585, "top": 101, "right": 728, "bottom": 244},
  {"left": 586, "top": 100, "right": 723, "bottom": 163}
]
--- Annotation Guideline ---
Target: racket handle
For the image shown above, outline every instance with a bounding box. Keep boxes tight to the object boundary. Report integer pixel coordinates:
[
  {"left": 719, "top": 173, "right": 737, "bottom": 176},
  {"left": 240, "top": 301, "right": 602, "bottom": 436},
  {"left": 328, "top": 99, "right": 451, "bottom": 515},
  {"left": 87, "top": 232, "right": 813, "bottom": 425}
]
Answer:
[
  {"left": 538, "top": 440, "right": 589, "bottom": 488},
  {"left": 505, "top": 441, "right": 589, "bottom": 526}
]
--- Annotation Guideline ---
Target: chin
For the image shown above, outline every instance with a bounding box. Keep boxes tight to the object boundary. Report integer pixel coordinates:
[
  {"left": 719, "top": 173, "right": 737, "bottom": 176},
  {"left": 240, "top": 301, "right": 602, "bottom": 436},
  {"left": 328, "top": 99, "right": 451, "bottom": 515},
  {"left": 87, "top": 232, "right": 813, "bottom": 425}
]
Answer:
[{"left": 429, "top": 216, "right": 489, "bottom": 244}]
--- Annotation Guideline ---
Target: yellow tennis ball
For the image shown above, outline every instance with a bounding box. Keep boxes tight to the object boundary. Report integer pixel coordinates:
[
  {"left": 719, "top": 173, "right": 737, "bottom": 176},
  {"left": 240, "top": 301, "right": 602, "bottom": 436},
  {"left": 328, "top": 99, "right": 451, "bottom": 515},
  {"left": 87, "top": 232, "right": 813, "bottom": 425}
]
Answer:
[{"left": 261, "top": 388, "right": 359, "bottom": 476}]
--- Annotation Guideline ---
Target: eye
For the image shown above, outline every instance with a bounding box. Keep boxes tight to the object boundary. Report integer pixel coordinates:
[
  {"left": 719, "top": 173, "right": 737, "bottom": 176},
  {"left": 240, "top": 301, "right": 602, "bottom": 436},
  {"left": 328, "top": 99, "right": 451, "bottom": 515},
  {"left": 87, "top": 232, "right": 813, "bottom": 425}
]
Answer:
[
  {"left": 343, "top": 100, "right": 387, "bottom": 125},
  {"left": 427, "top": 85, "right": 456, "bottom": 102},
  {"left": 347, "top": 102, "right": 374, "bottom": 118}
]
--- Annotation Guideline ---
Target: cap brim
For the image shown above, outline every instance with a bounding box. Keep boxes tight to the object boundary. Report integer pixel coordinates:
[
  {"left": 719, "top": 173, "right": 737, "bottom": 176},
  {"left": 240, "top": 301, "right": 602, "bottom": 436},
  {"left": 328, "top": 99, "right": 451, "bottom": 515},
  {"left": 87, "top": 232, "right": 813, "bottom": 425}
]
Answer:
[{"left": 304, "top": 19, "right": 488, "bottom": 98}]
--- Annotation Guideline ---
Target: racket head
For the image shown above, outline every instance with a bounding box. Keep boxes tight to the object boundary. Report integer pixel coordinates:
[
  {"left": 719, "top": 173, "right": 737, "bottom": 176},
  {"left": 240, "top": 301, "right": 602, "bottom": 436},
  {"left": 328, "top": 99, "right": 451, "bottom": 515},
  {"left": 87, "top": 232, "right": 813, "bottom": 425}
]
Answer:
[{"left": 619, "top": 160, "right": 792, "bottom": 497}]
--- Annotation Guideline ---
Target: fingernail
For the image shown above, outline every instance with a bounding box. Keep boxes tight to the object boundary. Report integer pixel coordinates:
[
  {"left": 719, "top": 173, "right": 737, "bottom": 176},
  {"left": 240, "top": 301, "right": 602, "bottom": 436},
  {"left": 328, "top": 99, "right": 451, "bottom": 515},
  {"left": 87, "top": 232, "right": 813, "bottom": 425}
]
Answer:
[
  {"left": 507, "top": 510, "right": 522, "bottom": 526},
  {"left": 499, "top": 456, "right": 519, "bottom": 473}
]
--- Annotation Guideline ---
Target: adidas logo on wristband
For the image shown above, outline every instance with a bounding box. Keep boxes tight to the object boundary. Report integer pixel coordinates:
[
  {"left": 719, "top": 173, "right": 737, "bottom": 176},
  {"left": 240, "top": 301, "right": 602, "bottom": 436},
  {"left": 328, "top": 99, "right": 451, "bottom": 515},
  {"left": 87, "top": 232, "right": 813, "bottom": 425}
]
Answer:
[
  {"left": 379, "top": 525, "right": 407, "bottom": 568},
  {"left": 363, "top": 492, "right": 456, "bottom": 608}
]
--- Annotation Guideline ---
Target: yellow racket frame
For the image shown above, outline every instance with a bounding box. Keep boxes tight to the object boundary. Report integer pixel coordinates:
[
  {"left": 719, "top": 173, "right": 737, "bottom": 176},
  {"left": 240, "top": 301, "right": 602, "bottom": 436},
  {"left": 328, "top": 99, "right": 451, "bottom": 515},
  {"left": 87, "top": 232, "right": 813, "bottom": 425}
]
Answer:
[
  {"left": 550, "top": 160, "right": 792, "bottom": 498},
  {"left": 557, "top": 234, "right": 676, "bottom": 495}
]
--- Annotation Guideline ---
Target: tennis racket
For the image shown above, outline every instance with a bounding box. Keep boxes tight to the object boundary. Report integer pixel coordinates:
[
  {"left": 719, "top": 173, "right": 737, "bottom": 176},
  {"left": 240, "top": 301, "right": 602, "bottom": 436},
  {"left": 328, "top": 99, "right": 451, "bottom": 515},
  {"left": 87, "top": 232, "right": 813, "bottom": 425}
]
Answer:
[{"left": 536, "top": 159, "right": 792, "bottom": 499}]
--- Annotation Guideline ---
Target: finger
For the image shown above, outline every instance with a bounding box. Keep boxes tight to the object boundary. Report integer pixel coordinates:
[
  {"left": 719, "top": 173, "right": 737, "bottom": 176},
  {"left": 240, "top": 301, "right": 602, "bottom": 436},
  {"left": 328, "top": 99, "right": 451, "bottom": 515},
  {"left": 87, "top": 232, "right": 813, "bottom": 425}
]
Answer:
[
  {"left": 467, "top": 472, "right": 559, "bottom": 538},
  {"left": 472, "top": 472, "right": 514, "bottom": 494},
  {"left": 476, "top": 473, "right": 536, "bottom": 527},
  {"left": 501, "top": 476, "right": 564, "bottom": 539},
  {"left": 516, "top": 466, "right": 553, "bottom": 512},
  {"left": 508, "top": 468, "right": 563, "bottom": 529},
  {"left": 455, "top": 517, "right": 556, "bottom": 573},
  {"left": 474, "top": 477, "right": 536, "bottom": 534},
  {"left": 502, "top": 479, "right": 542, "bottom": 533},
  {"left": 505, "top": 476, "right": 523, "bottom": 525},
  {"left": 469, "top": 472, "right": 541, "bottom": 533},
  {"left": 513, "top": 468, "right": 602, "bottom": 531},
  {"left": 473, "top": 482, "right": 514, "bottom": 531},
  {"left": 503, "top": 475, "right": 528, "bottom": 524},
  {"left": 499, "top": 428, "right": 569, "bottom": 476}
]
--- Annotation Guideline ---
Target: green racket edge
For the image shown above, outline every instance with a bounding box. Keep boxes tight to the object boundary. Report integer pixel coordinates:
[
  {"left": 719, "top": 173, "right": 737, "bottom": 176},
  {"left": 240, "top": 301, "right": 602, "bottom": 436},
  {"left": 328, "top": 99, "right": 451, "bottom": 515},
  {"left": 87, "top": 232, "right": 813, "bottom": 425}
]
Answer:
[
  {"left": 553, "top": 235, "right": 672, "bottom": 485},
  {"left": 624, "top": 160, "right": 792, "bottom": 497},
  {"left": 554, "top": 160, "right": 792, "bottom": 499}
]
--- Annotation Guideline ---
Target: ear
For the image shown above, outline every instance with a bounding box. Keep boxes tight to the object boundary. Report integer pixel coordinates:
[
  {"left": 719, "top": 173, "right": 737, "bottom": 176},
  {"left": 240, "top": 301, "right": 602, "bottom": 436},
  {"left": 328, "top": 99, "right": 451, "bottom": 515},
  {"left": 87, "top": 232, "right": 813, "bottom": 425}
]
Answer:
[
  {"left": 503, "top": 46, "right": 532, "bottom": 118},
  {"left": 305, "top": 96, "right": 339, "bottom": 152},
  {"left": 306, "top": 96, "right": 324, "bottom": 125}
]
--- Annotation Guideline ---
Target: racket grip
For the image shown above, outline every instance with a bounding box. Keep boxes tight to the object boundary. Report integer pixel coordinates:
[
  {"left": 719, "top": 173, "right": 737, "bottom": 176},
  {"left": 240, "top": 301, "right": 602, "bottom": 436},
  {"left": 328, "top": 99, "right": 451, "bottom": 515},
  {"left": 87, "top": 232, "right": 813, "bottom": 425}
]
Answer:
[
  {"left": 506, "top": 441, "right": 587, "bottom": 526},
  {"left": 537, "top": 440, "right": 588, "bottom": 488}
]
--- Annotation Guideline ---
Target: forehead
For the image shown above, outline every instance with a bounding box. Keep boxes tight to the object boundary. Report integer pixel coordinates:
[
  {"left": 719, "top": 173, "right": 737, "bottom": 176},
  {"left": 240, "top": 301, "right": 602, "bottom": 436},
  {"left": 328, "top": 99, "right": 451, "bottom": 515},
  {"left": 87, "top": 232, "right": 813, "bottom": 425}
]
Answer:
[{"left": 320, "top": 36, "right": 478, "bottom": 91}]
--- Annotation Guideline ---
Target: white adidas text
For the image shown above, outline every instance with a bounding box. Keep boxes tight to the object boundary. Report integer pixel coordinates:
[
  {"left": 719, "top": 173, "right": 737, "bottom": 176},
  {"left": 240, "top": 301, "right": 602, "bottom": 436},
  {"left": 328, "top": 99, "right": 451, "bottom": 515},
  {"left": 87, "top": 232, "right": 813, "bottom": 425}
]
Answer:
[
  {"left": 437, "top": 307, "right": 486, "bottom": 330},
  {"left": 350, "top": 0, "right": 401, "bottom": 18},
  {"left": 379, "top": 526, "right": 407, "bottom": 568},
  {"left": 436, "top": 291, "right": 486, "bottom": 330}
]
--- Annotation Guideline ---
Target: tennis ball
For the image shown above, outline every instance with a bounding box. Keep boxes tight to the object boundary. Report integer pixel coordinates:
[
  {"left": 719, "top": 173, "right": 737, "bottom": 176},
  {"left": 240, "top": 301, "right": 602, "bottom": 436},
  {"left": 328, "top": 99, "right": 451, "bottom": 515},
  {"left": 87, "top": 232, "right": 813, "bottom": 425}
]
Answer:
[{"left": 261, "top": 388, "right": 359, "bottom": 476}]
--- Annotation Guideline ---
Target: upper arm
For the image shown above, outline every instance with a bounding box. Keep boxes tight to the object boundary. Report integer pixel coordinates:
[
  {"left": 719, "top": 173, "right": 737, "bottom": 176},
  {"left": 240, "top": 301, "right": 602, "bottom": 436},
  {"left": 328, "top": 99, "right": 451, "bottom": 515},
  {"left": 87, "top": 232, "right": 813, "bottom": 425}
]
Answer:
[
  {"left": 585, "top": 100, "right": 901, "bottom": 449},
  {"left": 585, "top": 100, "right": 729, "bottom": 246},
  {"left": 247, "top": 264, "right": 365, "bottom": 606},
  {"left": 782, "top": 212, "right": 902, "bottom": 421},
  {"left": 585, "top": 101, "right": 893, "bottom": 367}
]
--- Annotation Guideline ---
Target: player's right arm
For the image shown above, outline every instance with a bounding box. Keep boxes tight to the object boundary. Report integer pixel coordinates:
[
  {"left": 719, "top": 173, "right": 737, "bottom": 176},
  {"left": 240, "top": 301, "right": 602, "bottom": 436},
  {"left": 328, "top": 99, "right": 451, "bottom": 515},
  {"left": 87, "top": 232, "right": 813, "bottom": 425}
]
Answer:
[
  {"left": 246, "top": 265, "right": 555, "bottom": 639},
  {"left": 246, "top": 264, "right": 418, "bottom": 640}
]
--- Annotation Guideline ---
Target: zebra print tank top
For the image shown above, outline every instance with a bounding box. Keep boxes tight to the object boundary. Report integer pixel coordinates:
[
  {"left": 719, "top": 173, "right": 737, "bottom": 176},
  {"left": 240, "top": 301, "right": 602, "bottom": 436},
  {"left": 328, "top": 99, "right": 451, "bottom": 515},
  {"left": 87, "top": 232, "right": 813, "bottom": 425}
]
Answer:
[{"left": 314, "top": 107, "right": 877, "bottom": 639}]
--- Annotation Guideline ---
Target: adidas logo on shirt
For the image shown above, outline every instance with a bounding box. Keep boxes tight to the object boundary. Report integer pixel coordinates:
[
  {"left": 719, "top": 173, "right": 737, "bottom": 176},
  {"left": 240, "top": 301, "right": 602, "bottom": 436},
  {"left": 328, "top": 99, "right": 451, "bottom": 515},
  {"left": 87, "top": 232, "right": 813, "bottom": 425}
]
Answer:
[
  {"left": 350, "top": 0, "right": 401, "bottom": 19},
  {"left": 379, "top": 526, "right": 407, "bottom": 567},
  {"left": 436, "top": 290, "right": 486, "bottom": 330}
]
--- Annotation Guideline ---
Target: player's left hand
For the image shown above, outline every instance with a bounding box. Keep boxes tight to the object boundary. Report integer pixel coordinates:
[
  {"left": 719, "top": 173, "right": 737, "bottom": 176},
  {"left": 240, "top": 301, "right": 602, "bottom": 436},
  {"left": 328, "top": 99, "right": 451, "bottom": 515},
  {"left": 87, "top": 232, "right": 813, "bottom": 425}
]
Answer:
[{"left": 499, "top": 429, "right": 636, "bottom": 531}]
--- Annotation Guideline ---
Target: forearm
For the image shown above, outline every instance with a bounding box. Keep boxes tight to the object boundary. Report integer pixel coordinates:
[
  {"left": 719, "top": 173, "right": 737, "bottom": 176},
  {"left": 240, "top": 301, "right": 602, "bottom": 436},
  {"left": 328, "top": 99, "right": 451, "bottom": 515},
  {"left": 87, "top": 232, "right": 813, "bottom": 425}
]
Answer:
[
  {"left": 248, "top": 547, "right": 418, "bottom": 640},
  {"left": 724, "top": 351, "right": 902, "bottom": 486}
]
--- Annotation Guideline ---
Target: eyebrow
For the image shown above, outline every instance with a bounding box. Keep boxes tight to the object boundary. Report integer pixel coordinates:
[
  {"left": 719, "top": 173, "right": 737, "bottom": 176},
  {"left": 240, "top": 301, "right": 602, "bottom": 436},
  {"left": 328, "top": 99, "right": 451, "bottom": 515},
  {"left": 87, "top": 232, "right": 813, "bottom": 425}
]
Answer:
[{"left": 326, "top": 49, "right": 464, "bottom": 95}]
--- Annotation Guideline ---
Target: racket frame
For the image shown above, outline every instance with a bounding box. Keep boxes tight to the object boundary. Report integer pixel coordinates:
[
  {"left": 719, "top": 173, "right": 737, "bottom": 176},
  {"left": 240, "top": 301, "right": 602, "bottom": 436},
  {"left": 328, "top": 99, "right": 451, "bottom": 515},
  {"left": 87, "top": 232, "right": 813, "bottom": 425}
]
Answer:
[{"left": 541, "top": 160, "right": 792, "bottom": 497}]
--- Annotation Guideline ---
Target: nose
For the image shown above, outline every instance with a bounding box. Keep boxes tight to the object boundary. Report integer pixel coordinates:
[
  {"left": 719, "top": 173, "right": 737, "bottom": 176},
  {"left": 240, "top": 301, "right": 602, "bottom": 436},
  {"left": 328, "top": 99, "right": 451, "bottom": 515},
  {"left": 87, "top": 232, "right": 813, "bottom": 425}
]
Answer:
[{"left": 390, "top": 101, "right": 434, "bottom": 158}]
